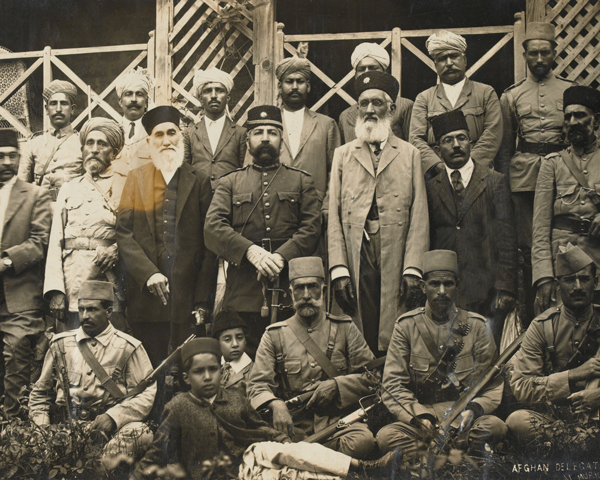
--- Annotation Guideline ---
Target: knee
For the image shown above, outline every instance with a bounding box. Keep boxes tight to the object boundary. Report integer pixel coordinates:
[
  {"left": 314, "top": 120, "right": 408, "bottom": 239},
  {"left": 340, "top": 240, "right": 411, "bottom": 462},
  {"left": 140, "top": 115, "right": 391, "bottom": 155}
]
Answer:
[
  {"left": 506, "top": 410, "right": 539, "bottom": 444},
  {"left": 470, "top": 415, "right": 508, "bottom": 444},
  {"left": 338, "top": 427, "right": 376, "bottom": 459},
  {"left": 376, "top": 422, "right": 414, "bottom": 455}
]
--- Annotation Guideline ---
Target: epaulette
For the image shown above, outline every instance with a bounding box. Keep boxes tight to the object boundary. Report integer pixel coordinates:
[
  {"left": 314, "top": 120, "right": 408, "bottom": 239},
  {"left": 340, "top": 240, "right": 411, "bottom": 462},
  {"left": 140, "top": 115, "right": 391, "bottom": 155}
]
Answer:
[
  {"left": 467, "top": 311, "right": 487, "bottom": 323},
  {"left": 503, "top": 78, "right": 526, "bottom": 93},
  {"left": 534, "top": 306, "right": 562, "bottom": 322},
  {"left": 114, "top": 329, "right": 142, "bottom": 348},
  {"left": 50, "top": 330, "right": 77, "bottom": 343},
  {"left": 281, "top": 164, "right": 311, "bottom": 176},
  {"left": 326, "top": 312, "right": 352, "bottom": 322},
  {"left": 396, "top": 307, "right": 425, "bottom": 322},
  {"left": 220, "top": 165, "right": 250, "bottom": 178},
  {"left": 266, "top": 321, "right": 288, "bottom": 331},
  {"left": 557, "top": 76, "right": 576, "bottom": 84},
  {"left": 544, "top": 152, "right": 561, "bottom": 160}
]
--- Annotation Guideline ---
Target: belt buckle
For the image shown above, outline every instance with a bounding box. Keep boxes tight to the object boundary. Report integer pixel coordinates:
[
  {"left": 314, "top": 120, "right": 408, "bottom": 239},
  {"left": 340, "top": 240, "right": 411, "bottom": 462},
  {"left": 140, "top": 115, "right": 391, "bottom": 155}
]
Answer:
[
  {"left": 581, "top": 218, "right": 592, "bottom": 235},
  {"left": 537, "top": 142, "right": 548, "bottom": 156},
  {"left": 79, "top": 409, "right": 89, "bottom": 420}
]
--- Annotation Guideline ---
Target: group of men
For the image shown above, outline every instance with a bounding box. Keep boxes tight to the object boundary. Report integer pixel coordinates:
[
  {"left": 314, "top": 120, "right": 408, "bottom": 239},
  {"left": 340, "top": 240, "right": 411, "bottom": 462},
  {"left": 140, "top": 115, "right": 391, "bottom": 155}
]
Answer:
[{"left": 0, "top": 18, "right": 598, "bottom": 476}]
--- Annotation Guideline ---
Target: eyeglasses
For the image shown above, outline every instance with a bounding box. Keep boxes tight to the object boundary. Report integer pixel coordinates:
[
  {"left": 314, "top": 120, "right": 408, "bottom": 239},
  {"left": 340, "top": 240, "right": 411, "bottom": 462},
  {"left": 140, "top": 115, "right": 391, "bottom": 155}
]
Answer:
[
  {"left": 0, "top": 153, "right": 20, "bottom": 161},
  {"left": 440, "top": 134, "right": 469, "bottom": 145}
]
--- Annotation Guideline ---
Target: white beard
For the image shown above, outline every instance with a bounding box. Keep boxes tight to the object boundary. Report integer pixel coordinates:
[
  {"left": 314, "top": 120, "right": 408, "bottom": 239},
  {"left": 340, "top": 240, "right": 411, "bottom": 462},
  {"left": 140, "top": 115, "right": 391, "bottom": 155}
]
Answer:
[
  {"left": 355, "top": 114, "right": 392, "bottom": 144},
  {"left": 150, "top": 144, "right": 184, "bottom": 175}
]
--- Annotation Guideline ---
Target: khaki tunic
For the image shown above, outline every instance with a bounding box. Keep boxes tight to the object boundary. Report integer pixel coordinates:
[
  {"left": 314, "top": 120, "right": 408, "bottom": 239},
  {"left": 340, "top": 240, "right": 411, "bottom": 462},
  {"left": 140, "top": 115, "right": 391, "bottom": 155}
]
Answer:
[
  {"left": 497, "top": 73, "right": 574, "bottom": 192},
  {"left": 44, "top": 169, "right": 127, "bottom": 312},
  {"left": 532, "top": 145, "right": 600, "bottom": 285},
  {"left": 248, "top": 312, "right": 375, "bottom": 433},
  {"left": 382, "top": 304, "right": 502, "bottom": 425},
  {"left": 409, "top": 78, "right": 502, "bottom": 172}
]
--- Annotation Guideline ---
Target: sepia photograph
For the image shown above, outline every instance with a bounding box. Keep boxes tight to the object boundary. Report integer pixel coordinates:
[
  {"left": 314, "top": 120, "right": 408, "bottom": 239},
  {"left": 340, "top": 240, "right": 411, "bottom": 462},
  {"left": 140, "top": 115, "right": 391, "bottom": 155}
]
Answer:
[{"left": 0, "top": 0, "right": 599, "bottom": 478}]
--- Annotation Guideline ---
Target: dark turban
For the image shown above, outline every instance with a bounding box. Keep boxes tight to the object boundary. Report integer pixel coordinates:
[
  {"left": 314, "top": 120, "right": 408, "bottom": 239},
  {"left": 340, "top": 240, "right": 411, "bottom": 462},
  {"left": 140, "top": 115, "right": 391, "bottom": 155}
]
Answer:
[
  {"left": 79, "top": 118, "right": 125, "bottom": 155},
  {"left": 276, "top": 56, "right": 311, "bottom": 81},
  {"left": 43, "top": 80, "right": 77, "bottom": 104}
]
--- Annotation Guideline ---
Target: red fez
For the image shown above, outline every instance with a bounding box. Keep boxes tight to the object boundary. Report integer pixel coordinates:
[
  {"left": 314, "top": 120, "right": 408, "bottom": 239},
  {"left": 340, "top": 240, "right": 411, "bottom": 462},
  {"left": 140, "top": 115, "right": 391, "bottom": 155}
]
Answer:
[
  {"left": 212, "top": 310, "right": 247, "bottom": 339},
  {"left": 431, "top": 110, "right": 469, "bottom": 141},
  {"left": 181, "top": 338, "right": 222, "bottom": 364},
  {"left": 354, "top": 71, "right": 399, "bottom": 102},
  {"left": 423, "top": 250, "right": 458, "bottom": 275},
  {"left": 289, "top": 257, "right": 325, "bottom": 282},
  {"left": 0, "top": 129, "right": 19, "bottom": 149},
  {"left": 142, "top": 106, "right": 181, "bottom": 134},
  {"left": 78, "top": 281, "right": 114, "bottom": 302}
]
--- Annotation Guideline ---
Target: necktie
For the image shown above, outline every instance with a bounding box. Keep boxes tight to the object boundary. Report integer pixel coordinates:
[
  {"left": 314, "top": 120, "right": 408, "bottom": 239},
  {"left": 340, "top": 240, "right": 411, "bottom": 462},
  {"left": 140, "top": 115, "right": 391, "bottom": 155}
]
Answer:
[
  {"left": 54, "top": 129, "right": 61, "bottom": 139},
  {"left": 221, "top": 363, "right": 233, "bottom": 386},
  {"left": 128, "top": 122, "right": 135, "bottom": 139},
  {"left": 371, "top": 142, "right": 382, "bottom": 156},
  {"left": 451, "top": 170, "right": 464, "bottom": 197}
]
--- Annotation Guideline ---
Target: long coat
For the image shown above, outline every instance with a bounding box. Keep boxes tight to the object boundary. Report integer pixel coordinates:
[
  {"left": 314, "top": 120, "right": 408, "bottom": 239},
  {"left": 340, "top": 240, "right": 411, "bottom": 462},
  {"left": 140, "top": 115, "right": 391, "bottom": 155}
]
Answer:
[
  {"left": 279, "top": 108, "right": 341, "bottom": 210},
  {"left": 183, "top": 116, "right": 247, "bottom": 194},
  {"left": 1, "top": 179, "right": 52, "bottom": 313},
  {"left": 328, "top": 134, "right": 429, "bottom": 350},
  {"left": 116, "top": 162, "right": 215, "bottom": 325},
  {"left": 426, "top": 162, "right": 518, "bottom": 307}
]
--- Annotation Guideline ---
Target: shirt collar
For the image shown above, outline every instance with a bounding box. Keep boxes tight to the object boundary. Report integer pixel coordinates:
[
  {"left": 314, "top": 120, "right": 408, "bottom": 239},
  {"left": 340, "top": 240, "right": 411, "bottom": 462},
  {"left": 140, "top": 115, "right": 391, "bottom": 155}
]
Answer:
[
  {"left": 96, "top": 164, "right": 115, "bottom": 179},
  {"left": 528, "top": 72, "right": 554, "bottom": 84},
  {"left": 441, "top": 77, "right": 466, "bottom": 92},
  {"left": 52, "top": 124, "right": 75, "bottom": 137},
  {"left": 122, "top": 117, "right": 144, "bottom": 129},
  {"left": 562, "top": 303, "right": 594, "bottom": 325},
  {"left": 75, "top": 322, "right": 115, "bottom": 346},
  {"left": 206, "top": 114, "right": 227, "bottom": 129},
  {"left": 2, "top": 176, "right": 17, "bottom": 189},
  {"left": 445, "top": 157, "right": 474, "bottom": 184},
  {"left": 282, "top": 107, "right": 305, "bottom": 117},
  {"left": 222, "top": 352, "right": 252, "bottom": 373},
  {"left": 425, "top": 302, "right": 458, "bottom": 325},
  {"left": 251, "top": 161, "right": 280, "bottom": 172}
]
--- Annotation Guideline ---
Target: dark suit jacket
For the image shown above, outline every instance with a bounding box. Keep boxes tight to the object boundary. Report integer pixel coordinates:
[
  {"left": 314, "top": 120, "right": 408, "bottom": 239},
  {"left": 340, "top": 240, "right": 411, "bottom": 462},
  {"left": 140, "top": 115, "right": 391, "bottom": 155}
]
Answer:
[
  {"left": 426, "top": 162, "right": 517, "bottom": 307},
  {"left": 183, "top": 116, "right": 247, "bottom": 193},
  {"left": 116, "top": 162, "right": 216, "bottom": 324},
  {"left": 2, "top": 179, "right": 52, "bottom": 313}
]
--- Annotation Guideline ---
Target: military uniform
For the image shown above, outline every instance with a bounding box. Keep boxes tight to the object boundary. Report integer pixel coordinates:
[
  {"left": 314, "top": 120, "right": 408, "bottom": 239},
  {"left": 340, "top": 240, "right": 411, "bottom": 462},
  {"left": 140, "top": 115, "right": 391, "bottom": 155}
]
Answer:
[
  {"left": 507, "top": 304, "right": 600, "bottom": 443},
  {"left": 532, "top": 144, "right": 600, "bottom": 285},
  {"left": 112, "top": 119, "right": 152, "bottom": 175},
  {"left": 377, "top": 304, "right": 506, "bottom": 456},
  {"left": 248, "top": 311, "right": 377, "bottom": 459},
  {"left": 18, "top": 126, "right": 83, "bottom": 200},
  {"left": 29, "top": 322, "right": 156, "bottom": 455},
  {"left": 44, "top": 169, "right": 128, "bottom": 329},
  {"left": 204, "top": 162, "right": 321, "bottom": 353}
]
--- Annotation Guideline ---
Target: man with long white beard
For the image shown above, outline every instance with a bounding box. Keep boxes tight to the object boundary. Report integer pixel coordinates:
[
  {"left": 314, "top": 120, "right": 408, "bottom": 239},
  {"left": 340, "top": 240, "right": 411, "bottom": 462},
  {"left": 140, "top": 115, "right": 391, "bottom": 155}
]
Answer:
[
  {"left": 328, "top": 71, "right": 429, "bottom": 355},
  {"left": 45, "top": 118, "right": 128, "bottom": 332},
  {"left": 116, "top": 106, "right": 216, "bottom": 367}
]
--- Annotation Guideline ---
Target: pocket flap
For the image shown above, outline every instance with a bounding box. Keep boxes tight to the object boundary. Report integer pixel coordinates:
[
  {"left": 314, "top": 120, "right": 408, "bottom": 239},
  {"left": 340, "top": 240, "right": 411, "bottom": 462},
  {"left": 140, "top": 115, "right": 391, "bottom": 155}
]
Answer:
[
  {"left": 454, "top": 354, "right": 475, "bottom": 374},
  {"left": 409, "top": 354, "right": 430, "bottom": 373},
  {"left": 68, "top": 370, "right": 82, "bottom": 385},
  {"left": 278, "top": 191, "right": 301, "bottom": 204},
  {"left": 462, "top": 106, "right": 484, "bottom": 116},
  {"left": 556, "top": 183, "right": 578, "bottom": 198},
  {"left": 233, "top": 193, "right": 252, "bottom": 206},
  {"left": 284, "top": 359, "right": 302, "bottom": 374},
  {"left": 516, "top": 104, "right": 532, "bottom": 117}
]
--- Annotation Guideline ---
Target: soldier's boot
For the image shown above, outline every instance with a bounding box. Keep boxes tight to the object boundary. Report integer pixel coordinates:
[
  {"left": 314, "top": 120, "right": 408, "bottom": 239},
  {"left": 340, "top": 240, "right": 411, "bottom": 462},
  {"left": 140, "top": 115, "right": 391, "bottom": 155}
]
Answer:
[{"left": 358, "top": 450, "right": 401, "bottom": 473}]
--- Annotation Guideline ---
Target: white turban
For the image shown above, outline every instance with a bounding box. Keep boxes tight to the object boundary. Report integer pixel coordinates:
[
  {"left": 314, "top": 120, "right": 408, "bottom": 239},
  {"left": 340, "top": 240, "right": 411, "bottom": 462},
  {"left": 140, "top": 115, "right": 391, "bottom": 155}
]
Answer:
[
  {"left": 350, "top": 43, "right": 390, "bottom": 70},
  {"left": 115, "top": 67, "right": 153, "bottom": 98},
  {"left": 426, "top": 31, "right": 467, "bottom": 58},
  {"left": 193, "top": 68, "right": 234, "bottom": 97}
]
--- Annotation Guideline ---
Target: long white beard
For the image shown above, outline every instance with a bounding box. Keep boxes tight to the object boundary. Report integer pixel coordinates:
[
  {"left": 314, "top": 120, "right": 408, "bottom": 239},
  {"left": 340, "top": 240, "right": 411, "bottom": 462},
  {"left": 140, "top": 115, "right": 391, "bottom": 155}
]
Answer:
[
  {"left": 150, "top": 145, "right": 184, "bottom": 175},
  {"left": 355, "top": 115, "right": 392, "bottom": 144}
]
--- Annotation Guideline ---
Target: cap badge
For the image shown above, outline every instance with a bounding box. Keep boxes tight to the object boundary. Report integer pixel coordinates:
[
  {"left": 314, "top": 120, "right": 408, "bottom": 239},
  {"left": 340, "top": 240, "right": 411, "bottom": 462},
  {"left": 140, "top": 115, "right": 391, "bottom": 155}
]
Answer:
[
  {"left": 364, "top": 77, "right": 370, "bottom": 84},
  {"left": 260, "top": 111, "right": 267, "bottom": 118}
]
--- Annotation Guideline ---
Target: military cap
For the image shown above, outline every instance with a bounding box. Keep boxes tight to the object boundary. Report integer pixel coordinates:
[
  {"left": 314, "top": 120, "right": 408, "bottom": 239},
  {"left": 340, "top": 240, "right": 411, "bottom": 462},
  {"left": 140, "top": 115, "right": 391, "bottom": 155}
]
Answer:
[
  {"left": 78, "top": 281, "right": 114, "bottom": 302},
  {"left": 141, "top": 106, "right": 181, "bottom": 134},
  {"left": 289, "top": 256, "right": 325, "bottom": 282},
  {"left": 181, "top": 338, "right": 222, "bottom": 364},
  {"left": 556, "top": 243, "right": 593, "bottom": 277},
  {"left": 423, "top": 250, "right": 458, "bottom": 275},
  {"left": 523, "top": 22, "right": 556, "bottom": 46},
  {"left": 212, "top": 310, "right": 247, "bottom": 339},
  {"left": 431, "top": 110, "right": 469, "bottom": 141},
  {"left": 354, "top": 71, "right": 399, "bottom": 102},
  {"left": 244, "top": 105, "right": 283, "bottom": 130},
  {"left": 0, "top": 129, "right": 19, "bottom": 149},
  {"left": 564, "top": 86, "right": 600, "bottom": 114}
]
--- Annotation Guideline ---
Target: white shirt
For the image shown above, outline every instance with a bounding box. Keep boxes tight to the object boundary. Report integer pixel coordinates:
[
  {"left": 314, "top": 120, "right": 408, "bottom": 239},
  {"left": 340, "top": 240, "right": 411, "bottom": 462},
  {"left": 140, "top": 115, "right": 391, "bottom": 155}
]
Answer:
[
  {"left": 161, "top": 168, "right": 178, "bottom": 186},
  {"left": 122, "top": 118, "right": 145, "bottom": 146},
  {"left": 441, "top": 78, "right": 466, "bottom": 108},
  {"left": 445, "top": 157, "right": 474, "bottom": 189},
  {"left": 0, "top": 175, "right": 18, "bottom": 245},
  {"left": 205, "top": 114, "right": 227, "bottom": 155},
  {"left": 221, "top": 352, "right": 252, "bottom": 374},
  {"left": 283, "top": 108, "right": 305, "bottom": 158},
  {"left": 368, "top": 138, "right": 387, "bottom": 153}
]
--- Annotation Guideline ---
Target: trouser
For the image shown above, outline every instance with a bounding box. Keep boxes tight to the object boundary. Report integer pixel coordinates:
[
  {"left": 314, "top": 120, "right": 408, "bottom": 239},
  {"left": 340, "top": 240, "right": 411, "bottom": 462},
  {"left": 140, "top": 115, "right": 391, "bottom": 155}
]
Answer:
[
  {"left": 293, "top": 417, "right": 376, "bottom": 460},
  {"left": 506, "top": 409, "right": 558, "bottom": 446},
  {"left": 0, "top": 307, "right": 44, "bottom": 418},
  {"left": 377, "top": 416, "right": 508, "bottom": 458},
  {"left": 237, "top": 309, "right": 294, "bottom": 360},
  {"left": 513, "top": 191, "right": 535, "bottom": 326},
  {"left": 358, "top": 229, "right": 382, "bottom": 356},
  {"left": 103, "top": 421, "right": 153, "bottom": 458}
]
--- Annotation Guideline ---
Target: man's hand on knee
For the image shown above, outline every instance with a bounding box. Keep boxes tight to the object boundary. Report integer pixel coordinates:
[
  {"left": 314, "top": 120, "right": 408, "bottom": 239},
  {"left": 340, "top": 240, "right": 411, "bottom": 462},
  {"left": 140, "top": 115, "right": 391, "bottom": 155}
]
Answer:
[
  {"left": 306, "top": 379, "right": 339, "bottom": 410},
  {"left": 92, "top": 413, "right": 116, "bottom": 435}
]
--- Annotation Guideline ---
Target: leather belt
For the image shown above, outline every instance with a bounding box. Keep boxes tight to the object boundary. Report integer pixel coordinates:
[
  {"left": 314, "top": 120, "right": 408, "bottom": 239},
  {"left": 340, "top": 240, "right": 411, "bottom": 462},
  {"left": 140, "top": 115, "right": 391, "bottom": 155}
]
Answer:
[
  {"left": 64, "top": 238, "right": 116, "bottom": 250},
  {"left": 553, "top": 216, "right": 594, "bottom": 235},
  {"left": 253, "top": 238, "right": 288, "bottom": 251},
  {"left": 518, "top": 140, "right": 567, "bottom": 155}
]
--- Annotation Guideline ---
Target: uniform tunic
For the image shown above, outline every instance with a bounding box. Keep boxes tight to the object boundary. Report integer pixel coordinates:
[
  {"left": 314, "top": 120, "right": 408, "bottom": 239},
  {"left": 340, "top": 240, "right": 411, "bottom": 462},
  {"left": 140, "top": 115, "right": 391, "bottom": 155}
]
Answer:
[
  {"left": 204, "top": 162, "right": 321, "bottom": 314},
  {"left": 44, "top": 169, "right": 127, "bottom": 313},
  {"left": 532, "top": 144, "right": 600, "bottom": 285},
  {"left": 18, "top": 126, "right": 83, "bottom": 197}
]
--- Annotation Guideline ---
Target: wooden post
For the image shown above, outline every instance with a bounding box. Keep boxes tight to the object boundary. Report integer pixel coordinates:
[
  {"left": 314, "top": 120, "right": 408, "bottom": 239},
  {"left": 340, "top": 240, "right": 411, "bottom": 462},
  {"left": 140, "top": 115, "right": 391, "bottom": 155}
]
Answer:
[
  {"left": 147, "top": 30, "right": 156, "bottom": 102},
  {"left": 276, "top": 23, "right": 285, "bottom": 69},
  {"left": 514, "top": 12, "right": 526, "bottom": 82},
  {"left": 155, "top": 0, "right": 173, "bottom": 105},
  {"left": 391, "top": 28, "right": 402, "bottom": 97},
  {"left": 526, "top": 0, "right": 547, "bottom": 23},
  {"left": 253, "top": 0, "right": 277, "bottom": 105},
  {"left": 43, "top": 46, "right": 53, "bottom": 131}
]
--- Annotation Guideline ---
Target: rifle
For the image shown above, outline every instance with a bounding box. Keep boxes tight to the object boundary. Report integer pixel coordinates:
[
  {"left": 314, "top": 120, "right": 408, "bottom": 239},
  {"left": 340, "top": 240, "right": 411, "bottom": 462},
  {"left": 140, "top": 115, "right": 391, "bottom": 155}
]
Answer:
[
  {"left": 118, "top": 334, "right": 196, "bottom": 402},
  {"left": 51, "top": 341, "right": 74, "bottom": 422},
  {"left": 259, "top": 238, "right": 287, "bottom": 324},
  {"left": 258, "top": 389, "right": 317, "bottom": 418}
]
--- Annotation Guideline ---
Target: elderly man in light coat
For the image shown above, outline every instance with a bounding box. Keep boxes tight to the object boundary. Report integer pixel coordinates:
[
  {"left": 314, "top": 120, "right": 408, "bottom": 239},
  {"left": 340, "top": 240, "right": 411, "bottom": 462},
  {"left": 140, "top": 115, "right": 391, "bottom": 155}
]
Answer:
[{"left": 328, "top": 71, "right": 429, "bottom": 354}]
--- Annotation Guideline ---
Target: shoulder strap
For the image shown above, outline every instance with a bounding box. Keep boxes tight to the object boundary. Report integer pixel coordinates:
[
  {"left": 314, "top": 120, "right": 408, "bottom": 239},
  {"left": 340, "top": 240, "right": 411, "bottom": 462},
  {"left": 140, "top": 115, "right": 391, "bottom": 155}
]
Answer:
[
  {"left": 543, "top": 314, "right": 558, "bottom": 371},
  {"left": 287, "top": 316, "right": 340, "bottom": 379},
  {"left": 77, "top": 340, "right": 124, "bottom": 399},
  {"left": 559, "top": 150, "right": 591, "bottom": 190},
  {"left": 414, "top": 316, "right": 442, "bottom": 361},
  {"left": 270, "top": 327, "right": 292, "bottom": 398},
  {"left": 37, "top": 132, "right": 74, "bottom": 186},
  {"left": 83, "top": 173, "right": 117, "bottom": 213},
  {"left": 322, "top": 321, "right": 340, "bottom": 381}
]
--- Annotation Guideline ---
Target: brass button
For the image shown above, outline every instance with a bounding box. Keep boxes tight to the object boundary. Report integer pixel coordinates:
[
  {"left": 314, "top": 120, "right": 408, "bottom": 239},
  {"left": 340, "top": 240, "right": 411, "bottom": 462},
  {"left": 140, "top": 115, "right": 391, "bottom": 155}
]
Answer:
[
  {"left": 236, "top": 201, "right": 241, "bottom": 205},
  {"left": 263, "top": 181, "right": 268, "bottom": 186},
  {"left": 264, "top": 193, "right": 268, "bottom": 197},
  {"left": 266, "top": 215, "right": 271, "bottom": 219},
  {"left": 456, "top": 225, "right": 460, "bottom": 230},
  {"left": 308, "top": 328, "right": 313, "bottom": 333},
  {"left": 397, "top": 207, "right": 401, "bottom": 212},
  {"left": 263, "top": 172, "right": 267, "bottom": 176},
  {"left": 310, "top": 362, "right": 316, "bottom": 367},
  {"left": 398, "top": 222, "right": 402, "bottom": 226},
  {"left": 265, "top": 202, "right": 270, "bottom": 207},
  {"left": 266, "top": 227, "right": 271, "bottom": 232},
  {"left": 584, "top": 170, "right": 589, "bottom": 175}
]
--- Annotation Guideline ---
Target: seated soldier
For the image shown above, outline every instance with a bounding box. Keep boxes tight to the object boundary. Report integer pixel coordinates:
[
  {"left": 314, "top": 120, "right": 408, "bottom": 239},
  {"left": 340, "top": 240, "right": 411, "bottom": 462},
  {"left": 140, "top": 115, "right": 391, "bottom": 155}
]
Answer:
[
  {"left": 29, "top": 281, "right": 156, "bottom": 456},
  {"left": 249, "top": 257, "right": 377, "bottom": 459},
  {"left": 377, "top": 250, "right": 507, "bottom": 458},
  {"left": 134, "top": 338, "right": 395, "bottom": 479},
  {"left": 508, "top": 244, "right": 600, "bottom": 446},
  {"left": 212, "top": 309, "right": 253, "bottom": 396}
]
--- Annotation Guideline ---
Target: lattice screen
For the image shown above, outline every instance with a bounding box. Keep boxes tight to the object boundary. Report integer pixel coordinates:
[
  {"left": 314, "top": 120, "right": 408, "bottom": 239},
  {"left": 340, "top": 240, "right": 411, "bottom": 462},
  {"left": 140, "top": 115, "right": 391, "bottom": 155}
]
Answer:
[
  {"left": 171, "top": 0, "right": 255, "bottom": 125},
  {"left": 546, "top": 0, "right": 600, "bottom": 88}
]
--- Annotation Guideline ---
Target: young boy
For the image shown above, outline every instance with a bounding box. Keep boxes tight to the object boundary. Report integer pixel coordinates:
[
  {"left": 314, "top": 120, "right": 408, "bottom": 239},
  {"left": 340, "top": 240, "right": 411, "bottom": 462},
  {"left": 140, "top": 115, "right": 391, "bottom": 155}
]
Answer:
[{"left": 212, "top": 310, "right": 253, "bottom": 395}]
